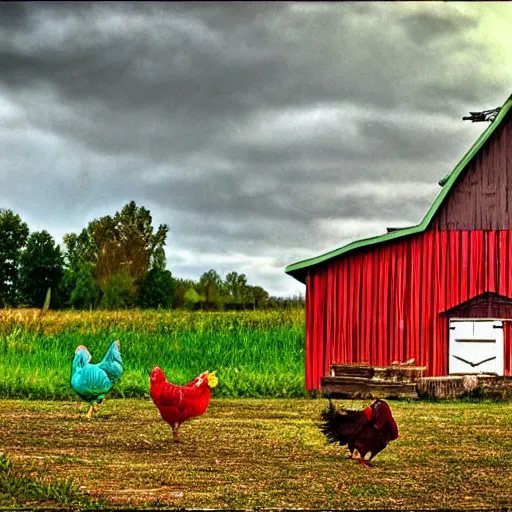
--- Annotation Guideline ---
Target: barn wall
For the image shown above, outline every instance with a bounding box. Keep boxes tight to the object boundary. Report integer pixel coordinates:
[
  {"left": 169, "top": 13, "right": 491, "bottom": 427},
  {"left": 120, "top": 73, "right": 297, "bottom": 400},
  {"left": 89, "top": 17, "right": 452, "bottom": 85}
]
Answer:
[
  {"left": 432, "top": 116, "right": 512, "bottom": 230},
  {"left": 305, "top": 229, "right": 512, "bottom": 391}
]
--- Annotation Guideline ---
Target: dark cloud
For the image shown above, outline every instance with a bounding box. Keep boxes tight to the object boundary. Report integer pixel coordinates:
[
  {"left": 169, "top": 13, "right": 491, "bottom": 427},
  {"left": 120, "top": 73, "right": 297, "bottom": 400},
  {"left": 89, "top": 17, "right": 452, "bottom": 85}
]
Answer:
[
  {"left": 0, "top": 2, "right": 510, "bottom": 295},
  {"left": 1, "top": 2, "right": 494, "bottom": 156},
  {"left": 402, "top": 10, "right": 478, "bottom": 46},
  {"left": 0, "top": 2, "right": 32, "bottom": 31}
]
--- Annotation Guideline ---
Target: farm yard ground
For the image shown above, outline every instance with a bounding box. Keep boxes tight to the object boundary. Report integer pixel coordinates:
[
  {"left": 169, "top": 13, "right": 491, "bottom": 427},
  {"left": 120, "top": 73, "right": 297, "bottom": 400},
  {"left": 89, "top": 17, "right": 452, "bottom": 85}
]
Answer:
[{"left": 1, "top": 398, "right": 512, "bottom": 510}]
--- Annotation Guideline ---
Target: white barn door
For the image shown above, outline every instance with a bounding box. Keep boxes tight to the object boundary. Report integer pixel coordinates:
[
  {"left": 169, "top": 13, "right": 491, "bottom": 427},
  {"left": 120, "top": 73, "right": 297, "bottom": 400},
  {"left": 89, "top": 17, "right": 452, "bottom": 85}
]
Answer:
[{"left": 449, "top": 320, "right": 504, "bottom": 376}]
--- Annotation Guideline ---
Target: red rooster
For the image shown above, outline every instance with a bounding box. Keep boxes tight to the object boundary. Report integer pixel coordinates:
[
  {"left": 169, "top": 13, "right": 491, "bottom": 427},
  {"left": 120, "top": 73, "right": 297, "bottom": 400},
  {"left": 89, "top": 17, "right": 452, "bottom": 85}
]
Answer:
[
  {"left": 320, "top": 399, "right": 399, "bottom": 467},
  {"left": 150, "top": 367, "right": 218, "bottom": 442}
]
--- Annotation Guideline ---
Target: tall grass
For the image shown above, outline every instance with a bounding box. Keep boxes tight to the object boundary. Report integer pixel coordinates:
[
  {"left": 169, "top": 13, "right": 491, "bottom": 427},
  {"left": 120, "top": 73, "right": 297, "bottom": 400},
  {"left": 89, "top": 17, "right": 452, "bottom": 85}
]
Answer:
[
  {"left": 0, "top": 308, "right": 305, "bottom": 335},
  {"left": 0, "top": 309, "right": 306, "bottom": 399}
]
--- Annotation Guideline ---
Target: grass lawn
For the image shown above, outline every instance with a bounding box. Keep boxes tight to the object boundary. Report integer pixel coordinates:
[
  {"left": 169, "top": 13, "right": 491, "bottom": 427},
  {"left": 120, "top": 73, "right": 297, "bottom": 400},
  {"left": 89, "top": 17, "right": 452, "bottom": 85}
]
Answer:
[{"left": 1, "top": 398, "right": 511, "bottom": 510}]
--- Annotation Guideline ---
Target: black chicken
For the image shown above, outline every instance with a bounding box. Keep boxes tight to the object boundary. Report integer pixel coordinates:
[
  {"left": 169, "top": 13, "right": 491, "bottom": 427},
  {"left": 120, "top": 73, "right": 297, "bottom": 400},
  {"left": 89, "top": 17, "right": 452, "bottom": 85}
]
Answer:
[{"left": 320, "top": 399, "right": 399, "bottom": 467}]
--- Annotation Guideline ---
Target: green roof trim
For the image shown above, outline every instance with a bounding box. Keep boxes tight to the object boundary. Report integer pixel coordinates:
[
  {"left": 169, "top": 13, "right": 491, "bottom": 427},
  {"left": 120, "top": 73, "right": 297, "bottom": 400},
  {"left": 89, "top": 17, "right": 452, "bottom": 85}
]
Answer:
[{"left": 285, "top": 94, "right": 512, "bottom": 284}]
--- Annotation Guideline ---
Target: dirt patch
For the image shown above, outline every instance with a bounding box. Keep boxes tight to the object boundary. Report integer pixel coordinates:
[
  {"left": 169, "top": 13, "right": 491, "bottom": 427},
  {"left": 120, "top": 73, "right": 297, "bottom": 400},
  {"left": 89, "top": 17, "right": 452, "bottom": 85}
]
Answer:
[{"left": 1, "top": 398, "right": 512, "bottom": 509}]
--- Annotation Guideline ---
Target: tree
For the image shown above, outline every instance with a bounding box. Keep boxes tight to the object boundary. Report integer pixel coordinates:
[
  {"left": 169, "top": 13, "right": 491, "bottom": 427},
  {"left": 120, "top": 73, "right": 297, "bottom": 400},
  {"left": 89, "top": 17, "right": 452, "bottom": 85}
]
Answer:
[
  {"left": 267, "top": 292, "right": 305, "bottom": 309},
  {"left": 100, "top": 272, "right": 137, "bottom": 310},
  {"left": 150, "top": 246, "right": 167, "bottom": 272},
  {"left": 171, "top": 278, "right": 197, "bottom": 309},
  {"left": 246, "top": 285, "right": 269, "bottom": 309},
  {"left": 94, "top": 201, "right": 168, "bottom": 289},
  {"left": 139, "top": 268, "right": 175, "bottom": 309},
  {"left": 18, "top": 231, "right": 64, "bottom": 308},
  {"left": 68, "top": 263, "right": 101, "bottom": 309},
  {"left": 61, "top": 229, "right": 102, "bottom": 308},
  {"left": 63, "top": 201, "right": 169, "bottom": 304},
  {"left": 198, "top": 269, "right": 223, "bottom": 309},
  {"left": 0, "top": 209, "right": 29, "bottom": 307},
  {"left": 224, "top": 271, "right": 248, "bottom": 303},
  {"left": 183, "top": 287, "right": 202, "bottom": 310}
]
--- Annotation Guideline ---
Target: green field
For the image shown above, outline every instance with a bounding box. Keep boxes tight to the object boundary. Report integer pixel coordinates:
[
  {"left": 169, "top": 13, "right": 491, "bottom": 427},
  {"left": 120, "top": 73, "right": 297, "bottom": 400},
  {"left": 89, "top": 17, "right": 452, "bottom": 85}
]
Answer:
[
  {"left": 1, "top": 398, "right": 512, "bottom": 510},
  {"left": 0, "top": 309, "right": 306, "bottom": 399}
]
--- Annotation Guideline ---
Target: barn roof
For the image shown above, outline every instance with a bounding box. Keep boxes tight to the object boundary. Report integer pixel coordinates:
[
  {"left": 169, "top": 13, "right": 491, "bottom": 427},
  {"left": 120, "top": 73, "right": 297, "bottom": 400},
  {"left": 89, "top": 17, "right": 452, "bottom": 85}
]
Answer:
[
  {"left": 439, "top": 291, "right": 512, "bottom": 319},
  {"left": 285, "top": 93, "right": 512, "bottom": 284}
]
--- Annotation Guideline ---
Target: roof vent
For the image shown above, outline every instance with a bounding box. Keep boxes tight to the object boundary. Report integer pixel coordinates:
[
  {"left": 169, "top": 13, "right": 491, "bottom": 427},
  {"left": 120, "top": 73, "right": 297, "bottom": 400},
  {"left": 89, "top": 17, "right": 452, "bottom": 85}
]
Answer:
[
  {"left": 438, "top": 174, "right": 450, "bottom": 187},
  {"left": 462, "top": 107, "right": 501, "bottom": 123}
]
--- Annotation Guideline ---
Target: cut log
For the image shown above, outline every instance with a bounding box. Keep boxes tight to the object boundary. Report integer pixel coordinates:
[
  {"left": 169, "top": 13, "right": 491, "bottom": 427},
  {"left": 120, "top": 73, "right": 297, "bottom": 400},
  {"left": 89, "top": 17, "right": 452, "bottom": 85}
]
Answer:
[
  {"left": 372, "top": 366, "right": 426, "bottom": 383},
  {"left": 416, "top": 375, "right": 512, "bottom": 399},
  {"left": 330, "top": 364, "right": 374, "bottom": 379},
  {"left": 321, "top": 376, "right": 418, "bottom": 400},
  {"left": 329, "top": 363, "right": 426, "bottom": 382},
  {"left": 416, "top": 376, "right": 467, "bottom": 399}
]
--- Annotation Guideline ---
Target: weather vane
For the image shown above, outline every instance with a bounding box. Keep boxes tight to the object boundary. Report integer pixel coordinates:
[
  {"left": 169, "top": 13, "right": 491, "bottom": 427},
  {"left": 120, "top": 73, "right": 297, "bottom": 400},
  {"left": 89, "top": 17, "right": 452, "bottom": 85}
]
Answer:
[{"left": 462, "top": 107, "right": 501, "bottom": 123}]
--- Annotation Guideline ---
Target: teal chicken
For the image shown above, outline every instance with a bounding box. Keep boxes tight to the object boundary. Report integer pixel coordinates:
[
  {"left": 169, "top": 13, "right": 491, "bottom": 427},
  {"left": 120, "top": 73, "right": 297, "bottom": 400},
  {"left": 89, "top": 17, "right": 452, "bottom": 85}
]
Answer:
[{"left": 70, "top": 340, "right": 123, "bottom": 419}]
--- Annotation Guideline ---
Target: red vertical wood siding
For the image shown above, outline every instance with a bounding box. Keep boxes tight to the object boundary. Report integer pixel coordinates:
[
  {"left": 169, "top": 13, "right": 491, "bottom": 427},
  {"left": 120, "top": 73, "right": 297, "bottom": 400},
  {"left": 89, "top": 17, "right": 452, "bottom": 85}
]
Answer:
[{"left": 305, "top": 230, "right": 512, "bottom": 391}]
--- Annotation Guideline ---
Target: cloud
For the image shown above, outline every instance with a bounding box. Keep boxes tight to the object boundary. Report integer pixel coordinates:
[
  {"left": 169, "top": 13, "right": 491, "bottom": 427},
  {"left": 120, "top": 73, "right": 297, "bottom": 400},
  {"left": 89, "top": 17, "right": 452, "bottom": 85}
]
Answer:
[{"left": 0, "top": 2, "right": 511, "bottom": 296}]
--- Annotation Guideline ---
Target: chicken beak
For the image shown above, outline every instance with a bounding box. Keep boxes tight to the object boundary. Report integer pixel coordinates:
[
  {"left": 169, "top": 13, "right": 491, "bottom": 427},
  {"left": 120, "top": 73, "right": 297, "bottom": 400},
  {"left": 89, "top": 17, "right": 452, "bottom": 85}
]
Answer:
[{"left": 207, "top": 371, "right": 219, "bottom": 388}]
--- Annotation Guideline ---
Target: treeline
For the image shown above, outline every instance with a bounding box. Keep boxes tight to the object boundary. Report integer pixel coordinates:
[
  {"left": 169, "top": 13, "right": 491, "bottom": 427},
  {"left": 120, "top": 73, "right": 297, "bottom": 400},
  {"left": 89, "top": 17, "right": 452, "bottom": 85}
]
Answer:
[{"left": 0, "top": 202, "right": 304, "bottom": 311}]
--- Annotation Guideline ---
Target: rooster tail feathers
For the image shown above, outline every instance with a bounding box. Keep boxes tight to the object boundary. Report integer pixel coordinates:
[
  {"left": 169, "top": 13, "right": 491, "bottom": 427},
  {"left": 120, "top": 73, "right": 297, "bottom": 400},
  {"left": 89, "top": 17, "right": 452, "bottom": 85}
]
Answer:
[
  {"left": 320, "top": 398, "right": 337, "bottom": 421},
  {"left": 97, "top": 340, "right": 123, "bottom": 383},
  {"left": 320, "top": 400, "right": 370, "bottom": 446},
  {"left": 321, "top": 415, "right": 354, "bottom": 446},
  {"left": 321, "top": 399, "right": 357, "bottom": 421},
  {"left": 103, "top": 340, "right": 122, "bottom": 363}
]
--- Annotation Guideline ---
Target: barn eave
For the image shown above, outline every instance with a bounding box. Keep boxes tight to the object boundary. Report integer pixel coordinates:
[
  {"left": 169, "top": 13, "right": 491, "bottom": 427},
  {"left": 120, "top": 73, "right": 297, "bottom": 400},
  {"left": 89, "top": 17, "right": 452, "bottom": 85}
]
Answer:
[{"left": 285, "top": 93, "right": 512, "bottom": 284}]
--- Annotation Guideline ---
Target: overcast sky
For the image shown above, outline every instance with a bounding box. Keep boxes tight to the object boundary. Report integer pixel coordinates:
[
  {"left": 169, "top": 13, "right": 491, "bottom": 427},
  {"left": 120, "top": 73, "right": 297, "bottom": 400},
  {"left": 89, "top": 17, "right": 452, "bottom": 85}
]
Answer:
[{"left": 1, "top": 2, "right": 511, "bottom": 297}]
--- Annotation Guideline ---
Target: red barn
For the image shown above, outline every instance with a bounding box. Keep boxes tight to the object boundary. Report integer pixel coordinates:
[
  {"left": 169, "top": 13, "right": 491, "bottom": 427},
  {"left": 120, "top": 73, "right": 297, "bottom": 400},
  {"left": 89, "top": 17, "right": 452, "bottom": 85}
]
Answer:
[{"left": 286, "top": 94, "right": 512, "bottom": 392}]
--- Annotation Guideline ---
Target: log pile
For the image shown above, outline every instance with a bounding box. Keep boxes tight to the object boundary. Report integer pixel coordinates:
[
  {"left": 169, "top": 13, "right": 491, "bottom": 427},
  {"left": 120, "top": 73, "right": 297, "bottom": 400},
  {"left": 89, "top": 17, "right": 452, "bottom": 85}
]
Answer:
[
  {"left": 322, "top": 361, "right": 512, "bottom": 400},
  {"left": 322, "top": 360, "right": 426, "bottom": 400},
  {"left": 417, "top": 375, "right": 512, "bottom": 399}
]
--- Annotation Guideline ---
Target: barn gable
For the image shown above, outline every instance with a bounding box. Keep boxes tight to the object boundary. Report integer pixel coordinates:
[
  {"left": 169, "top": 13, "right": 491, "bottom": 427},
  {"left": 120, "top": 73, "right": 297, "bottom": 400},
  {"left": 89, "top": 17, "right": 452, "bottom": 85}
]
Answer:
[
  {"left": 433, "top": 114, "right": 512, "bottom": 230},
  {"left": 286, "top": 93, "right": 512, "bottom": 284}
]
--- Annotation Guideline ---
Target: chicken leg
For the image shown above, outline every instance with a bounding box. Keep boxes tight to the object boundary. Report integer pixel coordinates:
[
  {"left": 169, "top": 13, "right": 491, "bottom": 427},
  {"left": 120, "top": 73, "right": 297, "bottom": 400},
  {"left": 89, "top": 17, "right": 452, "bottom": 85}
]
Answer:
[
  {"left": 351, "top": 449, "right": 372, "bottom": 469},
  {"left": 171, "top": 423, "right": 184, "bottom": 443},
  {"left": 86, "top": 398, "right": 104, "bottom": 420}
]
